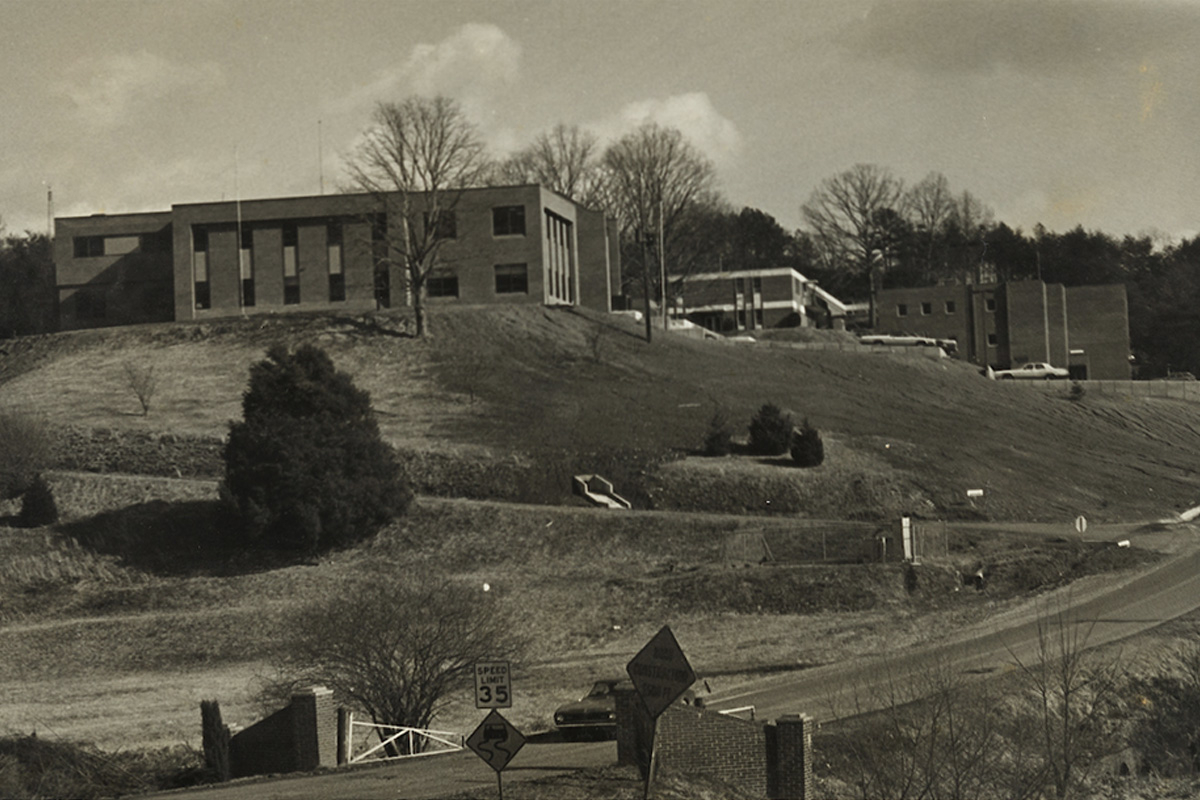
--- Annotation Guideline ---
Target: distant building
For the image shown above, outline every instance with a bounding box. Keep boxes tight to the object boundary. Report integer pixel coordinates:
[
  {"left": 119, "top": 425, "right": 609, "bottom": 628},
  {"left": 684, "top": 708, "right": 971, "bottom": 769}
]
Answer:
[
  {"left": 874, "top": 280, "right": 1131, "bottom": 380},
  {"left": 53, "top": 185, "right": 619, "bottom": 331},
  {"left": 670, "top": 267, "right": 848, "bottom": 333}
]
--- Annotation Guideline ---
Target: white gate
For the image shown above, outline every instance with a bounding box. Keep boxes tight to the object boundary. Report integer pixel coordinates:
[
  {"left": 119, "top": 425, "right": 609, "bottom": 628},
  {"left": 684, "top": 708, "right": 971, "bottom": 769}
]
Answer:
[{"left": 345, "top": 714, "right": 464, "bottom": 764}]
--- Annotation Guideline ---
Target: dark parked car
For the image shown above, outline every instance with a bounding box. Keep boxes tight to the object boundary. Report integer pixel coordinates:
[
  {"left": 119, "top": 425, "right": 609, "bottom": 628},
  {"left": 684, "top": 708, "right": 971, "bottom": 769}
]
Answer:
[
  {"left": 552, "top": 678, "right": 698, "bottom": 740},
  {"left": 553, "top": 679, "right": 626, "bottom": 740}
]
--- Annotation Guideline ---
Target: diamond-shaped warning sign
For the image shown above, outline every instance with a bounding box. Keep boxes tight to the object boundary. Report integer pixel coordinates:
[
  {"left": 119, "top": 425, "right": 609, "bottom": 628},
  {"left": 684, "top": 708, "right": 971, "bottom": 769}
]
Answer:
[
  {"left": 466, "top": 709, "right": 526, "bottom": 773},
  {"left": 626, "top": 625, "right": 696, "bottom": 719}
]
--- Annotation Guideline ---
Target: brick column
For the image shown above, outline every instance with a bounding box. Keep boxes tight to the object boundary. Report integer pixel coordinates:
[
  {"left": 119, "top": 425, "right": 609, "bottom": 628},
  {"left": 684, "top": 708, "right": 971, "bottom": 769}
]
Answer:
[
  {"left": 769, "top": 714, "right": 813, "bottom": 800},
  {"left": 614, "top": 687, "right": 654, "bottom": 777},
  {"left": 290, "top": 686, "right": 336, "bottom": 771}
]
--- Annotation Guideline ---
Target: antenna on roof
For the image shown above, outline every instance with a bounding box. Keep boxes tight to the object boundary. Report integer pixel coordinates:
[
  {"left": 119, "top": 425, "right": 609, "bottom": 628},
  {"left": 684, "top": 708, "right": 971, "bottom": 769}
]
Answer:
[
  {"left": 318, "top": 119, "right": 325, "bottom": 195},
  {"left": 235, "top": 146, "right": 245, "bottom": 315},
  {"left": 43, "top": 181, "right": 53, "bottom": 237}
]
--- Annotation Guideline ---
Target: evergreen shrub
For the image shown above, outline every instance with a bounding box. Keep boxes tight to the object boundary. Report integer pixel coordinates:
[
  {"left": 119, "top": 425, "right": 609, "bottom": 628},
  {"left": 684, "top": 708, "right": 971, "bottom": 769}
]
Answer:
[
  {"left": 748, "top": 404, "right": 794, "bottom": 456},
  {"left": 222, "top": 344, "right": 411, "bottom": 552},
  {"left": 791, "top": 419, "right": 825, "bottom": 467}
]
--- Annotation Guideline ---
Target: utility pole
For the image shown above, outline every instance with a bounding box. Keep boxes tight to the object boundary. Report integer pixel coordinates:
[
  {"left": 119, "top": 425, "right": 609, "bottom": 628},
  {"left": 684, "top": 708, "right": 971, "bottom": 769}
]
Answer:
[{"left": 658, "top": 198, "right": 668, "bottom": 331}]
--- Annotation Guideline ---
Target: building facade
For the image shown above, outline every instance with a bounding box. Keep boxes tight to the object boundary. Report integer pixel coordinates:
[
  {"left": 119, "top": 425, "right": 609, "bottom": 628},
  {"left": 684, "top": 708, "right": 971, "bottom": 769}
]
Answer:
[
  {"left": 671, "top": 267, "right": 848, "bottom": 333},
  {"left": 53, "top": 185, "right": 619, "bottom": 331},
  {"left": 875, "top": 280, "right": 1131, "bottom": 379}
]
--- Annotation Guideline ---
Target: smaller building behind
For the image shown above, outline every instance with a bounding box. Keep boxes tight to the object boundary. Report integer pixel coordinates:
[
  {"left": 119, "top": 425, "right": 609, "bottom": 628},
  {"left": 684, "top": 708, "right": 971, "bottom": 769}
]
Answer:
[{"left": 874, "top": 279, "right": 1130, "bottom": 380}]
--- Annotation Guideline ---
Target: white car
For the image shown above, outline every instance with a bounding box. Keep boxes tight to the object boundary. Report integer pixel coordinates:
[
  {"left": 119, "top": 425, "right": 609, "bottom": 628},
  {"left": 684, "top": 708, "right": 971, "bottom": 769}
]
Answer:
[{"left": 992, "top": 362, "right": 1070, "bottom": 380}]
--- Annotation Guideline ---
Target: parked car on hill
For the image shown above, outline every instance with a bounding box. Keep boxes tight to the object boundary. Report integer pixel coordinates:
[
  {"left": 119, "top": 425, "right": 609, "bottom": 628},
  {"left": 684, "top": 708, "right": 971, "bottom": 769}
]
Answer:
[{"left": 992, "top": 362, "right": 1070, "bottom": 380}]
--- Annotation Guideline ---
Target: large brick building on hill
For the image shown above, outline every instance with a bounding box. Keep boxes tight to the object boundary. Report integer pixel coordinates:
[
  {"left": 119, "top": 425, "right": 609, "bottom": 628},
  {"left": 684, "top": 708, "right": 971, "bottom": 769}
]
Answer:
[{"left": 53, "top": 185, "right": 619, "bottom": 331}]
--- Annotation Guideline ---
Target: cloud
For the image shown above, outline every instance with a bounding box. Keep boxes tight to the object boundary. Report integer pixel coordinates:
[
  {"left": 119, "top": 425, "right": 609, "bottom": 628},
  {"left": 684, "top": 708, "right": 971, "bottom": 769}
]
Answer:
[
  {"left": 331, "top": 23, "right": 521, "bottom": 122},
  {"left": 840, "top": 0, "right": 1200, "bottom": 77},
  {"left": 590, "top": 92, "right": 744, "bottom": 166},
  {"left": 55, "top": 51, "right": 224, "bottom": 129}
]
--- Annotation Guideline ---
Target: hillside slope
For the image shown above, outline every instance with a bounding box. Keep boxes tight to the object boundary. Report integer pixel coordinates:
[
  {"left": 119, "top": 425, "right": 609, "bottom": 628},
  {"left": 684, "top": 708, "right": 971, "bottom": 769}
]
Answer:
[{"left": 2, "top": 305, "right": 1199, "bottom": 522}]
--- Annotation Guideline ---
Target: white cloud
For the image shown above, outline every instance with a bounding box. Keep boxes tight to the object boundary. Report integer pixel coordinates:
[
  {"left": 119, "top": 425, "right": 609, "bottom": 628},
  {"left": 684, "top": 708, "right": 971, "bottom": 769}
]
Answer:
[
  {"left": 331, "top": 23, "right": 520, "bottom": 126},
  {"left": 590, "top": 92, "right": 743, "bottom": 166},
  {"left": 55, "top": 51, "right": 224, "bottom": 129}
]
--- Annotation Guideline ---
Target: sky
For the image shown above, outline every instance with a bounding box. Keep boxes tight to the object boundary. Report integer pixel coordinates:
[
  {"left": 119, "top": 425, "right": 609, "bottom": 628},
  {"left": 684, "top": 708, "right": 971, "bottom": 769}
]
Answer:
[{"left": 3, "top": 0, "right": 1199, "bottom": 243}]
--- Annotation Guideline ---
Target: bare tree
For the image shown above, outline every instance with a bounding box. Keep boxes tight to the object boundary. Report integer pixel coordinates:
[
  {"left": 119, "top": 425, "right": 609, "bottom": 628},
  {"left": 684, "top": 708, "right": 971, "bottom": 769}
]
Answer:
[
  {"left": 946, "top": 190, "right": 996, "bottom": 283},
  {"left": 904, "top": 172, "right": 956, "bottom": 281},
  {"left": 123, "top": 361, "right": 157, "bottom": 416},
  {"left": 601, "top": 122, "right": 722, "bottom": 341},
  {"left": 268, "top": 567, "right": 523, "bottom": 754},
  {"left": 345, "top": 96, "right": 492, "bottom": 337},
  {"left": 495, "top": 123, "right": 605, "bottom": 207},
  {"left": 801, "top": 164, "right": 905, "bottom": 323},
  {"left": 1008, "top": 606, "right": 1125, "bottom": 799}
]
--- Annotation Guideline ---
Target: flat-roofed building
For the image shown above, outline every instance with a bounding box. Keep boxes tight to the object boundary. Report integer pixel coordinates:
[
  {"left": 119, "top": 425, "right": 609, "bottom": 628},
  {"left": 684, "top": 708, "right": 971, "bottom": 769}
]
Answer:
[
  {"left": 875, "top": 279, "right": 1130, "bottom": 379},
  {"left": 53, "top": 185, "right": 619, "bottom": 330},
  {"left": 671, "top": 267, "right": 848, "bottom": 333}
]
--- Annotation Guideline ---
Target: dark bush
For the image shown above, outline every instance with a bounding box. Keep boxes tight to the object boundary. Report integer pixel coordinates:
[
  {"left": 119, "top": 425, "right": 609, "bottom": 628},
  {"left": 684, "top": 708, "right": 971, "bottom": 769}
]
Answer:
[
  {"left": 748, "top": 404, "right": 794, "bottom": 456},
  {"left": 0, "top": 413, "right": 51, "bottom": 500},
  {"left": 18, "top": 473, "right": 58, "bottom": 527},
  {"left": 790, "top": 418, "right": 825, "bottom": 467},
  {"left": 223, "top": 344, "right": 412, "bottom": 553},
  {"left": 702, "top": 408, "right": 733, "bottom": 456}
]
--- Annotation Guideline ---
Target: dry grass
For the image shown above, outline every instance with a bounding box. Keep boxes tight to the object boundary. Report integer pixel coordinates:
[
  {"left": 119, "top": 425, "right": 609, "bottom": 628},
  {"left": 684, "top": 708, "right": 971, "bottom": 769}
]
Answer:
[{"left": 0, "top": 469, "right": 1159, "bottom": 752}]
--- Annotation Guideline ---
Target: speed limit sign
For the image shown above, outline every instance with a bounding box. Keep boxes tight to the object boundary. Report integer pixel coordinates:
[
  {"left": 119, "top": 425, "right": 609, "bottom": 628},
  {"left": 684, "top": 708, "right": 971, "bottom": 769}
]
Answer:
[{"left": 474, "top": 661, "right": 512, "bottom": 709}]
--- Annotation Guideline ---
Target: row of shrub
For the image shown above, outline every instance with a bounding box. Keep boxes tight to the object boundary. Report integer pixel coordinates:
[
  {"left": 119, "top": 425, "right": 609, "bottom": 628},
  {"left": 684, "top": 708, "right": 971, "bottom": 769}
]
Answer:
[
  {"left": 704, "top": 403, "right": 825, "bottom": 466},
  {"left": 50, "top": 427, "right": 225, "bottom": 478}
]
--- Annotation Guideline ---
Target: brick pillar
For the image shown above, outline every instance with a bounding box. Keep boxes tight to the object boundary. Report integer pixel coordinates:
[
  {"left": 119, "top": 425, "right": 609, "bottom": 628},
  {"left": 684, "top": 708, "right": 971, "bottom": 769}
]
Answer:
[
  {"left": 614, "top": 686, "right": 654, "bottom": 777},
  {"left": 769, "top": 713, "right": 813, "bottom": 800},
  {"left": 290, "top": 686, "right": 336, "bottom": 771},
  {"left": 337, "top": 708, "right": 353, "bottom": 765}
]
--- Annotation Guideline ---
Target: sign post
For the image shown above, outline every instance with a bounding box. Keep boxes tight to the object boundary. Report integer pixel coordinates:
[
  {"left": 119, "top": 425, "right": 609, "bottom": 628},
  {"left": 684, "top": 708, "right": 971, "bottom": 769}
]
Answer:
[
  {"left": 626, "top": 625, "right": 696, "bottom": 799},
  {"left": 466, "top": 709, "right": 526, "bottom": 800},
  {"left": 474, "top": 661, "right": 512, "bottom": 709}
]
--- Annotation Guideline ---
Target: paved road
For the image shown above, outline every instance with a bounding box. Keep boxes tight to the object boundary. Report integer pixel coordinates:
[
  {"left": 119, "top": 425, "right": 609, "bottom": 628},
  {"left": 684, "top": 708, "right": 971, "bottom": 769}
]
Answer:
[
  {"left": 147, "top": 521, "right": 1200, "bottom": 800},
  {"left": 705, "top": 522, "right": 1200, "bottom": 721}
]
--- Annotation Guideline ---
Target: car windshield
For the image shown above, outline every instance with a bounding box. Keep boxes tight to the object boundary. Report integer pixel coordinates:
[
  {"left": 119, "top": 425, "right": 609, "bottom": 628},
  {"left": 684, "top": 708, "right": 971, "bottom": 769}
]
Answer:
[{"left": 587, "top": 682, "right": 615, "bottom": 698}]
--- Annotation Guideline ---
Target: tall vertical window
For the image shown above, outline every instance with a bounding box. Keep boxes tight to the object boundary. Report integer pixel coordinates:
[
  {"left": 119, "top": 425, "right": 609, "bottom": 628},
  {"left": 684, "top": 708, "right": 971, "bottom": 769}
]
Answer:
[
  {"left": 282, "top": 223, "right": 300, "bottom": 305},
  {"left": 371, "top": 213, "right": 390, "bottom": 308},
  {"left": 240, "top": 223, "right": 255, "bottom": 307},
  {"left": 327, "top": 221, "right": 345, "bottom": 302},
  {"left": 192, "top": 227, "right": 210, "bottom": 310}
]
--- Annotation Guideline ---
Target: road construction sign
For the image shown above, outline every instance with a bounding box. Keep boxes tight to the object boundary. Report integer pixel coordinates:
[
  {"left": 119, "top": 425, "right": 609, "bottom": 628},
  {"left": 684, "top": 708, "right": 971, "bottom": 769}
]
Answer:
[
  {"left": 466, "top": 709, "right": 525, "bottom": 773},
  {"left": 474, "top": 661, "right": 512, "bottom": 709},
  {"left": 626, "top": 625, "right": 695, "bottom": 719}
]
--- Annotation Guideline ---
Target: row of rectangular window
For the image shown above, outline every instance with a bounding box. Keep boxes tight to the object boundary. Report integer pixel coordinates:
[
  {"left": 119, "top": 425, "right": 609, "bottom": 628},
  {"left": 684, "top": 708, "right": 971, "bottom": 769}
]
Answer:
[
  {"left": 896, "top": 297, "right": 996, "bottom": 316},
  {"left": 427, "top": 263, "right": 529, "bottom": 298},
  {"left": 81, "top": 204, "right": 529, "bottom": 265}
]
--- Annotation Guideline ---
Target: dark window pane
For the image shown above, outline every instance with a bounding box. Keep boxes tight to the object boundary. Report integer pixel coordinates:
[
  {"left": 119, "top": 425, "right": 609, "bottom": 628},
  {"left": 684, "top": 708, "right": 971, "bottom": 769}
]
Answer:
[
  {"left": 494, "top": 263, "right": 528, "bottom": 294},
  {"left": 492, "top": 206, "right": 525, "bottom": 236}
]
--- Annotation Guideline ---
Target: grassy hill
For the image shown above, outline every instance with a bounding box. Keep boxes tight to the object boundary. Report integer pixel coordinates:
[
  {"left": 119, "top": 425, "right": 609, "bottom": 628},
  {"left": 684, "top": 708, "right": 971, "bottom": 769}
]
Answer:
[
  {"left": 3, "top": 304, "right": 1199, "bottom": 521},
  {"left": 1, "top": 304, "right": 1199, "bottom": 767}
]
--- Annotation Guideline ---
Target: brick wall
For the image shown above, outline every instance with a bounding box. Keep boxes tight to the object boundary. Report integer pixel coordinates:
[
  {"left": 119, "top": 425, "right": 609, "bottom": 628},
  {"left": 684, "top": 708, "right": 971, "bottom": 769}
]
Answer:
[
  {"left": 615, "top": 687, "right": 814, "bottom": 799},
  {"left": 229, "top": 686, "right": 337, "bottom": 778}
]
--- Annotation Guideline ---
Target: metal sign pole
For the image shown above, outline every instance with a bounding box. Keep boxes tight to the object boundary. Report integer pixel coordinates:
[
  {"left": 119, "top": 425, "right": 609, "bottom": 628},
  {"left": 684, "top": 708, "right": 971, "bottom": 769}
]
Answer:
[{"left": 497, "top": 770, "right": 504, "bottom": 800}]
